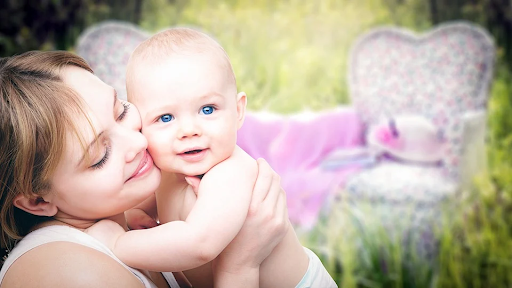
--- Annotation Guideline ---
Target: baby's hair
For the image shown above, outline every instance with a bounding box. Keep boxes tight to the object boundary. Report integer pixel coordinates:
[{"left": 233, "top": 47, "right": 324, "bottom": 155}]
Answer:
[{"left": 127, "top": 27, "right": 236, "bottom": 95}]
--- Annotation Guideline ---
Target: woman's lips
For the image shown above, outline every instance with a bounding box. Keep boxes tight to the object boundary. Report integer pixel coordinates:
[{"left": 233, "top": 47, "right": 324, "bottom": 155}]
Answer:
[{"left": 127, "top": 151, "right": 153, "bottom": 181}]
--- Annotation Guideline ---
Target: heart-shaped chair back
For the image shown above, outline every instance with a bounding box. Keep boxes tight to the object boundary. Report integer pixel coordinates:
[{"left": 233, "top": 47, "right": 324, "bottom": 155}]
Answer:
[
  {"left": 76, "top": 21, "right": 149, "bottom": 100},
  {"left": 348, "top": 21, "right": 495, "bottom": 178}
]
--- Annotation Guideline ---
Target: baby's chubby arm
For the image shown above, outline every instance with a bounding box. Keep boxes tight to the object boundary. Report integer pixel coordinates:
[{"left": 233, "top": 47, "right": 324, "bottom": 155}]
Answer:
[
  {"left": 186, "top": 147, "right": 257, "bottom": 251},
  {"left": 101, "top": 146, "right": 257, "bottom": 272}
]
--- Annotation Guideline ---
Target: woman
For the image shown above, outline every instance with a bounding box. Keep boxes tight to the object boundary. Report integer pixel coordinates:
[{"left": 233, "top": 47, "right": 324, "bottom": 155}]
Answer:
[{"left": 0, "top": 50, "right": 289, "bottom": 287}]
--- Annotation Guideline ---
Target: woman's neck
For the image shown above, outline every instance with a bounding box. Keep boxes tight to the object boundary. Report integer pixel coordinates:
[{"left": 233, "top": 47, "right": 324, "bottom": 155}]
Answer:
[{"left": 37, "top": 213, "right": 129, "bottom": 232}]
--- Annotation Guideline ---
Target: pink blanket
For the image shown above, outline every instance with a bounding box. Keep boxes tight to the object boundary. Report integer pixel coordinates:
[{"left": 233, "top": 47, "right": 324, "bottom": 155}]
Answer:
[{"left": 237, "top": 107, "right": 365, "bottom": 228}]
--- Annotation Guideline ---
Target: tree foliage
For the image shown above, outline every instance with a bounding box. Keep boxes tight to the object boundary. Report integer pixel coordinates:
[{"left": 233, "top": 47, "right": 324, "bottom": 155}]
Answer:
[{"left": 0, "top": 0, "right": 142, "bottom": 57}]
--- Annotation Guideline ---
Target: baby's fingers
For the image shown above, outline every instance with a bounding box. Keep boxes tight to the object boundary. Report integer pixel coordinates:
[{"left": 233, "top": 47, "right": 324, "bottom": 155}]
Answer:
[
  {"left": 265, "top": 166, "right": 282, "bottom": 207},
  {"left": 185, "top": 176, "right": 201, "bottom": 196},
  {"left": 126, "top": 209, "right": 158, "bottom": 230},
  {"left": 263, "top": 191, "right": 290, "bottom": 246}
]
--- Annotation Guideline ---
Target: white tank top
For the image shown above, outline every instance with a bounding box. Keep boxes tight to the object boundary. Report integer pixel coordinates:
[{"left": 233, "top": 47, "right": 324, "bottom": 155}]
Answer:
[{"left": 0, "top": 225, "right": 179, "bottom": 287}]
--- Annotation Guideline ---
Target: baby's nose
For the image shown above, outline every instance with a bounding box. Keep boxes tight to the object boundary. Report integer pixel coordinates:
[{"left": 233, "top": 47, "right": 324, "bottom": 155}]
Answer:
[{"left": 177, "top": 120, "right": 201, "bottom": 138}]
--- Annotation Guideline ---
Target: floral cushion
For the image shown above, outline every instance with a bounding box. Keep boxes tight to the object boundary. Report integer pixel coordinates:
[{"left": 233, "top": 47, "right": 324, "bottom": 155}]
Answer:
[
  {"left": 76, "top": 21, "right": 149, "bottom": 100},
  {"left": 345, "top": 162, "right": 457, "bottom": 204},
  {"left": 345, "top": 161, "right": 458, "bottom": 252}
]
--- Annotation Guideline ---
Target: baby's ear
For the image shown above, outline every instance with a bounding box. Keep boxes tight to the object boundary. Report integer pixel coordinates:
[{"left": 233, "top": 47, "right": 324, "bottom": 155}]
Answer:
[
  {"left": 13, "top": 194, "right": 58, "bottom": 217},
  {"left": 236, "top": 91, "right": 247, "bottom": 129}
]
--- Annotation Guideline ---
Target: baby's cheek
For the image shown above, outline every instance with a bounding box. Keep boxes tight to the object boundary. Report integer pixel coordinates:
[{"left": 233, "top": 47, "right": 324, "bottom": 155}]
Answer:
[
  {"left": 145, "top": 138, "right": 170, "bottom": 167},
  {"left": 145, "top": 131, "right": 163, "bottom": 148}
]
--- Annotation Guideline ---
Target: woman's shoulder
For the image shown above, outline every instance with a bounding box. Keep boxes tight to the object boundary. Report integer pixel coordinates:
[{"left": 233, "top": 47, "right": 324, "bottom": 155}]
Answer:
[
  {"left": 2, "top": 240, "right": 145, "bottom": 287},
  {"left": 0, "top": 225, "right": 145, "bottom": 287}
]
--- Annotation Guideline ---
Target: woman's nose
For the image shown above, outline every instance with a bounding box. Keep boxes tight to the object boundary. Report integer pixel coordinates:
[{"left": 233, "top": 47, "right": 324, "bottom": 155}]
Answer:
[{"left": 123, "top": 126, "right": 148, "bottom": 163}]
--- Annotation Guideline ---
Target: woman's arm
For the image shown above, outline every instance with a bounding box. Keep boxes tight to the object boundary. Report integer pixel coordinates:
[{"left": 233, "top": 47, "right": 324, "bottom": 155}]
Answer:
[{"left": 1, "top": 242, "right": 144, "bottom": 288}]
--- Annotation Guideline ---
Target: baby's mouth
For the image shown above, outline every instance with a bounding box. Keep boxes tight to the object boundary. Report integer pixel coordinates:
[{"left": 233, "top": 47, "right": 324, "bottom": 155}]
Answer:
[
  {"left": 178, "top": 148, "right": 207, "bottom": 162},
  {"left": 183, "top": 149, "right": 203, "bottom": 154}
]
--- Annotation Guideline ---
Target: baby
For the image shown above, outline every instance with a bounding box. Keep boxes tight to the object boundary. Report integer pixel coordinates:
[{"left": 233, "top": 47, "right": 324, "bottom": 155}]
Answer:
[{"left": 93, "top": 27, "right": 337, "bottom": 288}]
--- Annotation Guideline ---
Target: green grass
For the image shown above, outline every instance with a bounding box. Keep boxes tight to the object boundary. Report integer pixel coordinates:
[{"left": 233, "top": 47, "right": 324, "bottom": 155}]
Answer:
[
  {"left": 138, "top": 1, "right": 512, "bottom": 286},
  {"left": 433, "top": 65, "right": 512, "bottom": 288}
]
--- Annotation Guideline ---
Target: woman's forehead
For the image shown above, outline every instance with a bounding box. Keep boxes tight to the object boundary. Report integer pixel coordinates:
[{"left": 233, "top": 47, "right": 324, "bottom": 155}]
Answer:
[
  {"left": 61, "top": 66, "right": 117, "bottom": 119},
  {"left": 59, "top": 66, "right": 116, "bottom": 163},
  {"left": 61, "top": 66, "right": 115, "bottom": 103}
]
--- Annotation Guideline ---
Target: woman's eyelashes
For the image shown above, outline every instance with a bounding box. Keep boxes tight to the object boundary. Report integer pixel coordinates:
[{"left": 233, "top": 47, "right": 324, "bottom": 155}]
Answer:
[
  {"left": 89, "top": 99, "right": 128, "bottom": 170},
  {"left": 117, "top": 102, "right": 131, "bottom": 121},
  {"left": 91, "top": 144, "right": 111, "bottom": 170}
]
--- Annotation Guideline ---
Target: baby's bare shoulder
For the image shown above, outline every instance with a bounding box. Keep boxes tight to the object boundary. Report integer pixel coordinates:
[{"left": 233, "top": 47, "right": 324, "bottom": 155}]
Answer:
[
  {"left": 213, "top": 146, "right": 256, "bottom": 171},
  {"left": 201, "top": 147, "right": 257, "bottom": 187}
]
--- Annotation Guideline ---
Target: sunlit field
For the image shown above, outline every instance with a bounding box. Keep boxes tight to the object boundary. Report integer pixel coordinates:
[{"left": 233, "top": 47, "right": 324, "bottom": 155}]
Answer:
[{"left": 140, "top": 0, "right": 424, "bottom": 113}]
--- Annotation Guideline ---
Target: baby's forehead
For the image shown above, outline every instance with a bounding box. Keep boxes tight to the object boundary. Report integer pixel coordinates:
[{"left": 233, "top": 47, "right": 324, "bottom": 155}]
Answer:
[
  {"left": 135, "top": 45, "right": 228, "bottom": 68},
  {"left": 131, "top": 50, "right": 235, "bottom": 87}
]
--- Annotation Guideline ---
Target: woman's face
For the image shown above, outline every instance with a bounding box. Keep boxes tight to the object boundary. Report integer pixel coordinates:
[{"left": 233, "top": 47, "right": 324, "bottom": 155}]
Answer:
[{"left": 44, "top": 66, "right": 161, "bottom": 221}]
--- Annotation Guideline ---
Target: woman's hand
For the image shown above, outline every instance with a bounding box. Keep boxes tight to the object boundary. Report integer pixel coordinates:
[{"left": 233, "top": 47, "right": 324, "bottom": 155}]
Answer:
[{"left": 212, "top": 158, "right": 289, "bottom": 286}]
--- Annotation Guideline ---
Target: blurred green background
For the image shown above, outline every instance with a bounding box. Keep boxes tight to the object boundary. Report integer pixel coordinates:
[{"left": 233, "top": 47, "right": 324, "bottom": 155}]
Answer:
[{"left": 2, "top": 0, "right": 511, "bottom": 287}]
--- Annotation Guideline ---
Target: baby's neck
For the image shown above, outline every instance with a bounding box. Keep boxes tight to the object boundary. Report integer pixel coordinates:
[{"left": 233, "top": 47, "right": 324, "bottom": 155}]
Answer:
[{"left": 161, "top": 171, "right": 203, "bottom": 182}]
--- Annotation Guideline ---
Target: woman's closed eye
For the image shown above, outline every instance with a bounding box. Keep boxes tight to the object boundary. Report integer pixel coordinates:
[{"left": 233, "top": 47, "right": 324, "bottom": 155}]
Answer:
[
  {"left": 117, "top": 101, "right": 131, "bottom": 121},
  {"left": 159, "top": 114, "right": 174, "bottom": 123},
  {"left": 91, "top": 144, "right": 111, "bottom": 170},
  {"left": 200, "top": 105, "right": 215, "bottom": 115}
]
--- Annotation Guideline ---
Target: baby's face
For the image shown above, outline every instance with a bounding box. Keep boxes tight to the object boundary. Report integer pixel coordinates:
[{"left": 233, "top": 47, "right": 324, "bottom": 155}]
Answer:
[{"left": 128, "top": 52, "right": 246, "bottom": 176}]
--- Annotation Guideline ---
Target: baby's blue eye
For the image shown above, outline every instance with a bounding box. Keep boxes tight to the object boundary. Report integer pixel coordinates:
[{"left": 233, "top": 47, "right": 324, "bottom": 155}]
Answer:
[
  {"left": 160, "top": 114, "right": 174, "bottom": 123},
  {"left": 201, "top": 106, "right": 215, "bottom": 115}
]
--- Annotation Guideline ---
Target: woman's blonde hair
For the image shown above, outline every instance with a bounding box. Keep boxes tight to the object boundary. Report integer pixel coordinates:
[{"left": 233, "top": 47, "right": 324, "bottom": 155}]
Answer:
[{"left": 0, "top": 51, "right": 93, "bottom": 251}]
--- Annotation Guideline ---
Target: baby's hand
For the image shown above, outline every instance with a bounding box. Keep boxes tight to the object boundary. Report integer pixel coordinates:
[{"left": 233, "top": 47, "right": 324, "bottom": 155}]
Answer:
[
  {"left": 185, "top": 176, "right": 201, "bottom": 196},
  {"left": 125, "top": 208, "right": 158, "bottom": 230}
]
